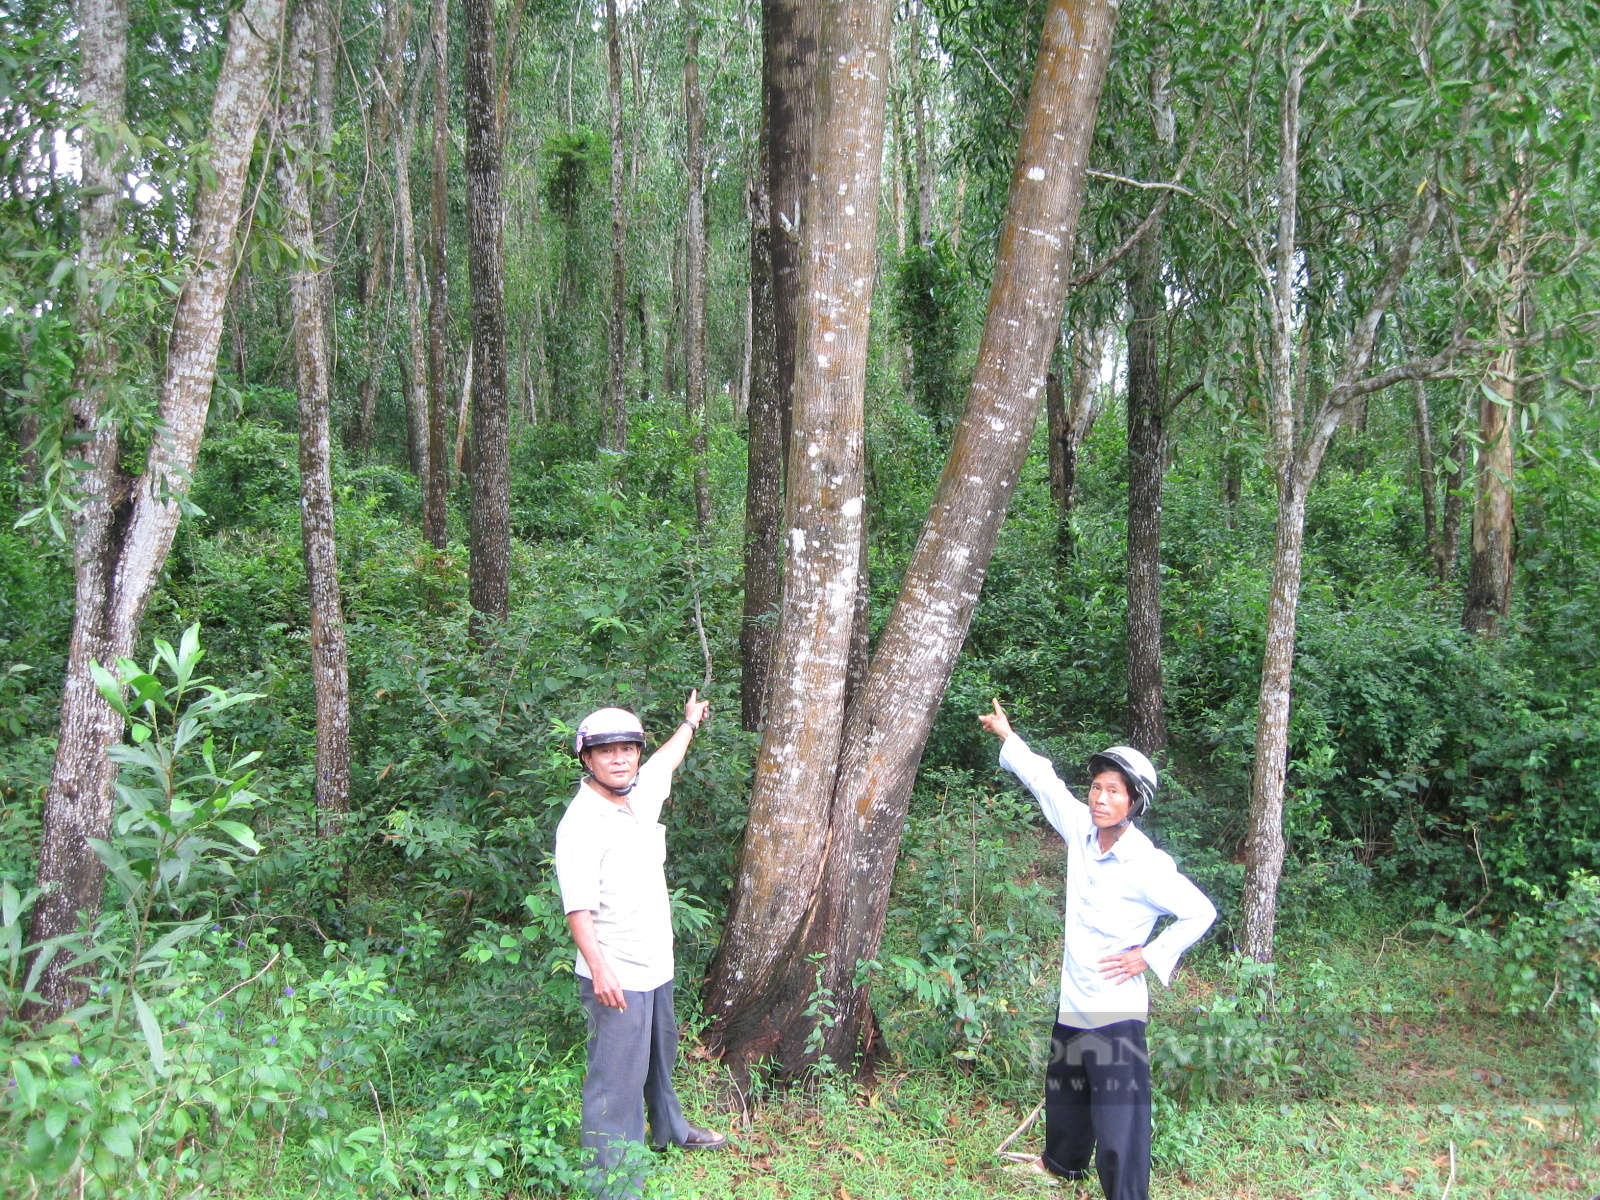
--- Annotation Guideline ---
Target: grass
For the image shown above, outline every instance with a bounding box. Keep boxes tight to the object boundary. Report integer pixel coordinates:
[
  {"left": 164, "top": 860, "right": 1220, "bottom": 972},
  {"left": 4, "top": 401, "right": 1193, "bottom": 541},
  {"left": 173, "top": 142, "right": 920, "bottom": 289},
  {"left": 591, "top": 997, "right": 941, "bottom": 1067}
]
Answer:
[{"left": 643, "top": 922, "right": 1597, "bottom": 1200}]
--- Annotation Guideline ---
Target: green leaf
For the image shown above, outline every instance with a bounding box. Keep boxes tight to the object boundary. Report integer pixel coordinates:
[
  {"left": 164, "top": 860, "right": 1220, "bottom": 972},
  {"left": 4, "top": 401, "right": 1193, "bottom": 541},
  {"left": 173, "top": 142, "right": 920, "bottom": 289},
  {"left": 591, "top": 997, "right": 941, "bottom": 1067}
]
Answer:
[
  {"left": 213, "top": 821, "right": 261, "bottom": 853},
  {"left": 130, "top": 990, "right": 166, "bottom": 1076},
  {"left": 11, "top": 1059, "right": 38, "bottom": 1109},
  {"left": 100, "top": 1121, "right": 135, "bottom": 1159}
]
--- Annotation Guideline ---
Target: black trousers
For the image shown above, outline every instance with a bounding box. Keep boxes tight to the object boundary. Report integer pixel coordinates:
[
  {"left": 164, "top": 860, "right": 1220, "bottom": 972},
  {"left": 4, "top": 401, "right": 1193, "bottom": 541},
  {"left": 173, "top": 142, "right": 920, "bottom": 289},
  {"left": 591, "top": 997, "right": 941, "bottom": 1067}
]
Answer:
[{"left": 1042, "top": 1019, "right": 1152, "bottom": 1200}]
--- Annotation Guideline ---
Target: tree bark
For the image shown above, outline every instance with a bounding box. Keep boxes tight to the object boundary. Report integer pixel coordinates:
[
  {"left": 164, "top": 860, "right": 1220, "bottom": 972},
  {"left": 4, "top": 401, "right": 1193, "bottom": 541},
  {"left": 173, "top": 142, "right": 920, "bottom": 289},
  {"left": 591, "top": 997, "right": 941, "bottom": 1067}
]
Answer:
[
  {"left": 684, "top": 2, "right": 711, "bottom": 529},
  {"left": 1050, "top": 320, "right": 1104, "bottom": 557},
  {"left": 424, "top": 0, "right": 452, "bottom": 549},
  {"left": 1124, "top": 230, "right": 1167, "bottom": 757},
  {"left": 278, "top": 0, "right": 351, "bottom": 833},
  {"left": 464, "top": 0, "right": 509, "bottom": 636},
  {"left": 1462, "top": 206, "right": 1525, "bottom": 636},
  {"left": 29, "top": 0, "right": 286, "bottom": 1016},
  {"left": 742, "top": 117, "right": 781, "bottom": 731},
  {"left": 1437, "top": 389, "right": 1468, "bottom": 581},
  {"left": 604, "top": 0, "right": 629, "bottom": 452},
  {"left": 705, "top": 0, "right": 1118, "bottom": 1077},
  {"left": 395, "top": 80, "right": 431, "bottom": 486},
  {"left": 909, "top": 0, "right": 935, "bottom": 247},
  {"left": 1237, "top": 55, "right": 1441, "bottom": 961},
  {"left": 765, "top": 0, "right": 820, "bottom": 458},
  {"left": 1410, "top": 373, "right": 1438, "bottom": 564},
  {"left": 352, "top": 0, "right": 410, "bottom": 457},
  {"left": 703, "top": 0, "right": 892, "bottom": 1069}
]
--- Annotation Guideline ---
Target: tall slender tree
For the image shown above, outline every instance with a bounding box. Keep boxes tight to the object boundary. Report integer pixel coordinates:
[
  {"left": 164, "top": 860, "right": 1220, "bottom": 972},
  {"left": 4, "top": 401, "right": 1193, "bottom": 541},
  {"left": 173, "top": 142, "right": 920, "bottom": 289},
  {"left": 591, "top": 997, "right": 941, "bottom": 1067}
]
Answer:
[
  {"left": 463, "top": 0, "right": 510, "bottom": 635},
  {"left": 277, "top": 0, "right": 351, "bottom": 833},
  {"left": 424, "top": 0, "right": 452, "bottom": 549},
  {"left": 684, "top": 1, "right": 711, "bottom": 528},
  {"left": 604, "top": 0, "right": 629, "bottom": 452},
  {"left": 740, "top": 0, "right": 819, "bottom": 727},
  {"left": 29, "top": 0, "right": 288, "bottom": 1016},
  {"left": 395, "top": 72, "right": 431, "bottom": 484}
]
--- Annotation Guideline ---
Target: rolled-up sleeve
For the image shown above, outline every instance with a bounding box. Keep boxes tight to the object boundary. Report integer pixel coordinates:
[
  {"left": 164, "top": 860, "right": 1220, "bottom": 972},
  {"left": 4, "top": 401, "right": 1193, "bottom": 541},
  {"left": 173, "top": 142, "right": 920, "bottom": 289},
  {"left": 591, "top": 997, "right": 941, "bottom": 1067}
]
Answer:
[
  {"left": 554, "top": 816, "right": 602, "bottom": 916},
  {"left": 998, "top": 733, "right": 1085, "bottom": 840},
  {"left": 1139, "top": 861, "right": 1217, "bottom": 986}
]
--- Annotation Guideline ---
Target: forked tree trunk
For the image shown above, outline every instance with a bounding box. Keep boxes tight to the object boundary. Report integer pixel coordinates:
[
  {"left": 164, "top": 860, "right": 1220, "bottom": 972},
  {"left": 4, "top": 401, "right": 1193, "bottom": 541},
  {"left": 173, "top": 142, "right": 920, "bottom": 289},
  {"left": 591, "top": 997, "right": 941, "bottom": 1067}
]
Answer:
[
  {"left": 1237, "top": 55, "right": 1441, "bottom": 961},
  {"left": 464, "top": 0, "right": 509, "bottom": 635},
  {"left": 395, "top": 84, "right": 431, "bottom": 485},
  {"left": 278, "top": 0, "right": 351, "bottom": 832},
  {"left": 684, "top": 3, "right": 711, "bottom": 529},
  {"left": 705, "top": 0, "right": 1119, "bottom": 1077},
  {"left": 423, "top": 0, "right": 452, "bottom": 549},
  {"left": 703, "top": 0, "right": 892, "bottom": 1067},
  {"left": 742, "top": 121, "right": 781, "bottom": 731},
  {"left": 1124, "top": 229, "right": 1167, "bottom": 756},
  {"left": 604, "top": 0, "right": 629, "bottom": 451},
  {"left": 29, "top": 0, "right": 286, "bottom": 1017}
]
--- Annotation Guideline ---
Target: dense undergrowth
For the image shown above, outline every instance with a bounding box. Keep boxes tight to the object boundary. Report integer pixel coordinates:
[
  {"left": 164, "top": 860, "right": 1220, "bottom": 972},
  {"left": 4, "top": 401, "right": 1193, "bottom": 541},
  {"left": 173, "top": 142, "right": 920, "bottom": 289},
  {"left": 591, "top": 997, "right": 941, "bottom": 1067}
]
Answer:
[{"left": 1, "top": 374, "right": 1598, "bottom": 1195}]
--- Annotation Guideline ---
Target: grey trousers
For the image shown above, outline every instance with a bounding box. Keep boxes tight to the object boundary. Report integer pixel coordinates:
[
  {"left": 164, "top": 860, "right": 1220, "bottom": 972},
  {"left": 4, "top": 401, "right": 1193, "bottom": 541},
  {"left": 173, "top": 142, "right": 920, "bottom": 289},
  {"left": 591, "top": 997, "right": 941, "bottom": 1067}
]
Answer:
[{"left": 577, "top": 977, "right": 692, "bottom": 1198}]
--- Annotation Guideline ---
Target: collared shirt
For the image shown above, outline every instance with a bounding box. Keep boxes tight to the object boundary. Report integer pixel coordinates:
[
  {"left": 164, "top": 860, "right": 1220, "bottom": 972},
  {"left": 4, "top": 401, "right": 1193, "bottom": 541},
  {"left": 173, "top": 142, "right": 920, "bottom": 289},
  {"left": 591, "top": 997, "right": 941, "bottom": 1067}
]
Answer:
[
  {"left": 554, "top": 756, "right": 675, "bottom": 992},
  {"left": 1000, "top": 734, "right": 1217, "bottom": 1029}
]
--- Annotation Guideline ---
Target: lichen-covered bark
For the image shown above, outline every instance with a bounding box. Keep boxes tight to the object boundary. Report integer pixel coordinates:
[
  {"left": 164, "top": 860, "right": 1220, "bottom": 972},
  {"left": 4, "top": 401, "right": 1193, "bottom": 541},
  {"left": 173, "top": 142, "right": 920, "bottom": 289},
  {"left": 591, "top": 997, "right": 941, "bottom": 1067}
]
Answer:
[
  {"left": 424, "top": 0, "right": 452, "bottom": 549},
  {"left": 464, "top": 0, "right": 510, "bottom": 634},
  {"left": 604, "top": 0, "right": 629, "bottom": 453},
  {"left": 703, "top": 0, "right": 891, "bottom": 1065},
  {"left": 278, "top": 0, "right": 351, "bottom": 832},
  {"left": 706, "top": 0, "right": 1120, "bottom": 1077},
  {"left": 684, "top": 3, "right": 711, "bottom": 528},
  {"left": 1125, "top": 229, "right": 1167, "bottom": 757},
  {"left": 30, "top": 0, "right": 286, "bottom": 1016}
]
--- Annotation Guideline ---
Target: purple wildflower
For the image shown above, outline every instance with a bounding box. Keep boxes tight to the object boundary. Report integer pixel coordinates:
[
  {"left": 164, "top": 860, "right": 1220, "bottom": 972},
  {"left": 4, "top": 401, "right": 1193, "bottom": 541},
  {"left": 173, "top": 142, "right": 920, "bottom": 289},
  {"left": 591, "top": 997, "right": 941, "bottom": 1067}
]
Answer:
[
  {"left": 284, "top": 986, "right": 294, "bottom": 996},
  {"left": 267, "top": 1035, "right": 277, "bottom": 1045},
  {"left": 70, "top": 1055, "right": 81, "bottom": 1066}
]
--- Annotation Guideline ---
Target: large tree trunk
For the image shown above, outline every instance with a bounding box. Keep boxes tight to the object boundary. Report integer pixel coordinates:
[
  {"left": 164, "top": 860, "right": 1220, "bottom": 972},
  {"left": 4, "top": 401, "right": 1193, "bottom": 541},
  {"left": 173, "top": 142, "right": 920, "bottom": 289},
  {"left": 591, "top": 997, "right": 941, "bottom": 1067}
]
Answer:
[
  {"left": 604, "top": 0, "right": 629, "bottom": 452},
  {"left": 395, "top": 84, "right": 431, "bottom": 486},
  {"left": 278, "top": 0, "right": 351, "bottom": 833},
  {"left": 703, "top": 0, "right": 892, "bottom": 1067},
  {"left": 29, "top": 0, "right": 286, "bottom": 1017},
  {"left": 705, "top": 0, "right": 1119, "bottom": 1078},
  {"left": 1124, "top": 229, "right": 1167, "bottom": 757},
  {"left": 765, "top": 0, "right": 820, "bottom": 456},
  {"left": 684, "top": 3, "right": 712, "bottom": 529},
  {"left": 423, "top": 0, "right": 452, "bottom": 549},
  {"left": 1049, "top": 320, "right": 1104, "bottom": 557},
  {"left": 464, "top": 0, "right": 509, "bottom": 635},
  {"left": 741, "top": 115, "right": 781, "bottom": 731}
]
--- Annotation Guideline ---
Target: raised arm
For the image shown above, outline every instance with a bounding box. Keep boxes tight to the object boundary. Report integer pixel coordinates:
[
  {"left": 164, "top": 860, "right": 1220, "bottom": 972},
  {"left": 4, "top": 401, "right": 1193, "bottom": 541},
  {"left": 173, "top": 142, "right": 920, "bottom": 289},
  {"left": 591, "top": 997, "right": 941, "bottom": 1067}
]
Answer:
[
  {"left": 644, "top": 689, "right": 711, "bottom": 776},
  {"left": 979, "top": 698, "right": 1085, "bottom": 839}
]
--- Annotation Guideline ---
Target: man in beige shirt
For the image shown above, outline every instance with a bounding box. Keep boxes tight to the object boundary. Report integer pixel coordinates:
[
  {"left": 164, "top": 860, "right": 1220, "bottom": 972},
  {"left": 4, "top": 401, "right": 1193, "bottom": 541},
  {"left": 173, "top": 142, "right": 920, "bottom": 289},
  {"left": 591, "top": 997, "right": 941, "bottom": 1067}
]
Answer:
[{"left": 555, "top": 694, "right": 727, "bottom": 1198}]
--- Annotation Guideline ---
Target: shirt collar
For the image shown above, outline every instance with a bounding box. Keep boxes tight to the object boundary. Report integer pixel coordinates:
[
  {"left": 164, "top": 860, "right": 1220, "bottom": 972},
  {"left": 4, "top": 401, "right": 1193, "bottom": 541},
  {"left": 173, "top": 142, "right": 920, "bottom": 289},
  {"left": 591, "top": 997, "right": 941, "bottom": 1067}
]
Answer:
[
  {"left": 1086, "top": 821, "right": 1149, "bottom": 862},
  {"left": 576, "top": 781, "right": 635, "bottom": 817}
]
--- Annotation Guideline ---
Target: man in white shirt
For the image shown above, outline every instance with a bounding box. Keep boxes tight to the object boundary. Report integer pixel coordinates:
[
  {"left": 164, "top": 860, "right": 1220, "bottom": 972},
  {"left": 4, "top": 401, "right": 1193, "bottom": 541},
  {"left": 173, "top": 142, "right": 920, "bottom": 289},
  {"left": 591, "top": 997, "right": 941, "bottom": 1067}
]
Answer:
[
  {"left": 979, "top": 699, "right": 1216, "bottom": 1200},
  {"left": 555, "top": 694, "right": 727, "bottom": 1198}
]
